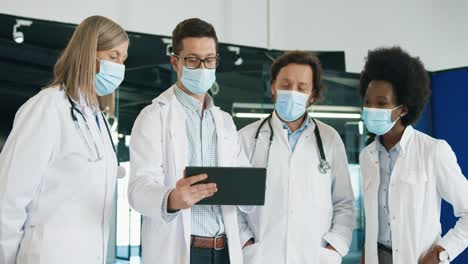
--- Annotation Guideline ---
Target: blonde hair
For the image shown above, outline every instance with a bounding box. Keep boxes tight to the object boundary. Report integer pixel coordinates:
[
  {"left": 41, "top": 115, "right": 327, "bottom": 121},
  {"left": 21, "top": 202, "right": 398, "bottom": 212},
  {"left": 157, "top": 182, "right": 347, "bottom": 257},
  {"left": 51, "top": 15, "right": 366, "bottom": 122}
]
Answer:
[{"left": 48, "top": 16, "right": 128, "bottom": 113}]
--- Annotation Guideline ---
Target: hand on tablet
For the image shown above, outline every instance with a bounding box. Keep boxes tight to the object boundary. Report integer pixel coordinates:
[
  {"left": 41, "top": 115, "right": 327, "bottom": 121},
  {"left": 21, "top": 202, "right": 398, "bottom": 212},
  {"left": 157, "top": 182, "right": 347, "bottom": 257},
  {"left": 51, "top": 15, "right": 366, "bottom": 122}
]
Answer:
[{"left": 168, "top": 174, "right": 217, "bottom": 210}]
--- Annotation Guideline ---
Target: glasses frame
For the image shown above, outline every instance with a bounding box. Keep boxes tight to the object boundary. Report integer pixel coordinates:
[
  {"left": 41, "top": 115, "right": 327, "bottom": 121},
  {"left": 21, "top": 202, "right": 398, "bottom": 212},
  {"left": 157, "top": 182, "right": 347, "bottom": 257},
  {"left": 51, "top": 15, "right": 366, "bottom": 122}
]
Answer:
[{"left": 172, "top": 53, "right": 220, "bottom": 69}]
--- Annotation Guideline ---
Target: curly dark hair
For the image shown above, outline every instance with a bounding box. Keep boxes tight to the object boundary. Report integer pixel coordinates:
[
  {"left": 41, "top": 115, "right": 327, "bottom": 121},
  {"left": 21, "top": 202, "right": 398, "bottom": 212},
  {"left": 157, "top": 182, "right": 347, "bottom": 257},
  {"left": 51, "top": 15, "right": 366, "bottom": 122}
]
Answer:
[{"left": 359, "top": 46, "right": 431, "bottom": 126}]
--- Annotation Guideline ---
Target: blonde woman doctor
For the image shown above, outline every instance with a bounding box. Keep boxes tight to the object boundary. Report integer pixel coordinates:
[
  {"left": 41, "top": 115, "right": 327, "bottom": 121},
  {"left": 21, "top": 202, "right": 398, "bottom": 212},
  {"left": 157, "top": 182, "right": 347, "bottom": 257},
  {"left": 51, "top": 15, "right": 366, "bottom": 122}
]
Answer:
[{"left": 0, "top": 16, "right": 128, "bottom": 264}]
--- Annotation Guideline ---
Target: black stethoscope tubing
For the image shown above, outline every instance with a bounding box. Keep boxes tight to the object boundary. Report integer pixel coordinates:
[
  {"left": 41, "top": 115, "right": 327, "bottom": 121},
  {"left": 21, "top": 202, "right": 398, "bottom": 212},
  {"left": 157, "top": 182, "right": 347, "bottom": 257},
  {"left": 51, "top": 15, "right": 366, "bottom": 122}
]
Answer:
[
  {"left": 250, "top": 113, "right": 331, "bottom": 174},
  {"left": 67, "top": 95, "right": 119, "bottom": 165}
]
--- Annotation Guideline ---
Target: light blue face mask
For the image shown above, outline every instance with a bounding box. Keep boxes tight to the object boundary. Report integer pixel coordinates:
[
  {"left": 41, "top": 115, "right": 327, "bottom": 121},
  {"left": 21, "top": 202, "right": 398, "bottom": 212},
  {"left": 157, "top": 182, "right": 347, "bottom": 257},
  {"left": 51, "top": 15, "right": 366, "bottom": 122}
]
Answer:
[
  {"left": 181, "top": 66, "right": 216, "bottom": 95},
  {"left": 275, "top": 90, "right": 310, "bottom": 122},
  {"left": 96, "top": 59, "right": 125, "bottom": 96},
  {"left": 362, "top": 105, "right": 402, "bottom": 135}
]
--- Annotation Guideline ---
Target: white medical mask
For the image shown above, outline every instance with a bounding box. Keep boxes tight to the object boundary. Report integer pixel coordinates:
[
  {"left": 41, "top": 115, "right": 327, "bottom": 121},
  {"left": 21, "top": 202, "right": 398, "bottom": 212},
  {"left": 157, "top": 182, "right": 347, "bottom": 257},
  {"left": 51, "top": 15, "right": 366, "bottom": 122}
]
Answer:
[
  {"left": 275, "top": 90, "right": 310, "bottom": 122},
  {"left": 181, "top": 66, "right": 216, "bottom": 95},
  {"left": 96, "top": 59, "right": 125, "bottom": 96},
  {"left": 362, "top": 105, "right": 402, "bottom": 135}
]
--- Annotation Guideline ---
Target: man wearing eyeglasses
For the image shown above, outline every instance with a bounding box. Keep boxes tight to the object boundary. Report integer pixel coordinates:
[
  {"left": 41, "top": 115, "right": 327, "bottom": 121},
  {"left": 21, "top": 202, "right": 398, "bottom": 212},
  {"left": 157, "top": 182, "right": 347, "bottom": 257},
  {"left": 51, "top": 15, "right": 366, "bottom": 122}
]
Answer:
[{"left": 128, "top": 18, "right": 254, "bottom": 264}]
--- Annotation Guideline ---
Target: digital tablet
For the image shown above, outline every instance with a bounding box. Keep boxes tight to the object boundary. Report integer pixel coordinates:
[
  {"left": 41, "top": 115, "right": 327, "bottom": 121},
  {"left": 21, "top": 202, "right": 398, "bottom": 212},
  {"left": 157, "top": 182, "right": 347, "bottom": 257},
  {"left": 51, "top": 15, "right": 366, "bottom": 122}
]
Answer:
[{"left": 185, "top": 167, "right": 266, "bottom": 205}]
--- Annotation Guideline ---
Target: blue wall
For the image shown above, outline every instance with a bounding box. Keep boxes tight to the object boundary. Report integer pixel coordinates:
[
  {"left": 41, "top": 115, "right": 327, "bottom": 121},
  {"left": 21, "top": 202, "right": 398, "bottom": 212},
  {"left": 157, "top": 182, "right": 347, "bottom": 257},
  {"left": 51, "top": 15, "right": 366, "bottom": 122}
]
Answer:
[{"left": 429, "top": 68, "right": 468, "bottom": 264}]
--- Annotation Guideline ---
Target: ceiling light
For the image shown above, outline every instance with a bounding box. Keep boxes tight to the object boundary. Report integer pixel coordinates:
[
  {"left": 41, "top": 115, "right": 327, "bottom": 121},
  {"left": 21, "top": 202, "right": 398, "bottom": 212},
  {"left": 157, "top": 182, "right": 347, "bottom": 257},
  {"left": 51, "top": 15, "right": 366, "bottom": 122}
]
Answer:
[
  {"left": 227, "top": 46, "right": 243, "bottom": 66},
  {"left": 13, "top": 19, "right": 33, "bottom": 44}
]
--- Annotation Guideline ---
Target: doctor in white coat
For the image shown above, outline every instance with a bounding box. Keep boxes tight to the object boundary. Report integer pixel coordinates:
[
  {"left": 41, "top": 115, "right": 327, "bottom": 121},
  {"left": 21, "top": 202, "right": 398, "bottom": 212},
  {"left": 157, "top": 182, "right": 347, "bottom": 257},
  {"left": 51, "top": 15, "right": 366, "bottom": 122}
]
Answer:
[
  {"left": 0, "top": 16, "right": 128, "bottom": 264},
  {"left": 128, "top": 18, "right": 253, "bottom": 264},
  {"left": 359, "top": 47, "right": 468, "bottom": 264},
  {"left": 238, "top": 51, "right": 355, "bottom": 264}
]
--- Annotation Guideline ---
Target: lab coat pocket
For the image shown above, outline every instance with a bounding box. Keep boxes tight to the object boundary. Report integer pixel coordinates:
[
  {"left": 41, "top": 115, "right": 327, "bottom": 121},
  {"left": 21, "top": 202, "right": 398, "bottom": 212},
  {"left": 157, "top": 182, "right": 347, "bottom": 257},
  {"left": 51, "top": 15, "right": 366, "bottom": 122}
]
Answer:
[
  {"left": 319, "top": 247, "right": 342, "bottom": 264},
  {"left": 399, "top": 172, "right": 428, "bottom": 227},
  {"left": 399, "top": 169, "right": 427, "bottom": 185},
  {"left": 399, "top": 173, "right": 428, "bottom": 206},
  {"left": 242, "top": 242, "right": 260, "bottom": 264}
]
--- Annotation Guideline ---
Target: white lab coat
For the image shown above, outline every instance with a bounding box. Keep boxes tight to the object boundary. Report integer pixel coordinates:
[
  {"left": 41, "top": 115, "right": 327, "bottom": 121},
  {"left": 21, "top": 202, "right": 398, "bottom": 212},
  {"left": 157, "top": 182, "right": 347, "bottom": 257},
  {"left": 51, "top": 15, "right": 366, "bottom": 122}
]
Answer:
[
  {"left": 238, "top": 112, "right": 355, "bottom": 264},
  {"left": 128, "top": 85, "right": 250, "bottom": 264},
  {"left": 0, "top": 87, "right": 118, "bottom": 264},
  {"left": 360, "top": 126, "right": 468, "bottom": 263}
]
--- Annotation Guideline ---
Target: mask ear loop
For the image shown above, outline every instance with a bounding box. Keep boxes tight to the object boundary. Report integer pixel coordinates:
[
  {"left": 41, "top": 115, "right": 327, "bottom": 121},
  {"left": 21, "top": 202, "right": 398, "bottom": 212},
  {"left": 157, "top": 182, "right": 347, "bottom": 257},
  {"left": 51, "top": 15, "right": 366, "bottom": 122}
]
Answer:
[
  {"left": 95, "top": 58, "right": 102, "bottom": 75},
  {"left": 391, "top": 105, "right": 403, "bottom": 111},
  {"left": 391, "top": 105, "right": 405, "bottom": 123}
]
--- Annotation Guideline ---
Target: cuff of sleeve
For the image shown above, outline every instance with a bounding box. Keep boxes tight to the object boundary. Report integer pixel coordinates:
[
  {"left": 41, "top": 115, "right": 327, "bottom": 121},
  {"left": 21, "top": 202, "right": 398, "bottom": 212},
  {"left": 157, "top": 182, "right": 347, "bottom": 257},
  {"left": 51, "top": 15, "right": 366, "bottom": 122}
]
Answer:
[
  {"left": 239, "top": 228, "right": 254, "bottom": 247},
  {"left": 161, "top": 188, "right": 180, "bottom": 223},
  {"left": 323, "top": 229, "right": 351, "bottom": 256},
  {"left": 237, "top": 205, "right": 256, "bottom": 214},
  {"left": 438, "top": 230, "right": 466, "bottom": 261}
]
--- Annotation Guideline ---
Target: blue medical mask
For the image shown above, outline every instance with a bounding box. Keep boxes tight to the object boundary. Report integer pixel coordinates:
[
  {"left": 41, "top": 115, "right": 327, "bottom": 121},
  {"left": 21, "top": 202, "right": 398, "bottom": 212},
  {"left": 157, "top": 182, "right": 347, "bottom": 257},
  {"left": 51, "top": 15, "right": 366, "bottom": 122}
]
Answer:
[
  {"left": 362, "top": 105, "right": 402, "bottom": 135},
  {"left": 181, "top": 66, "right": 216, "bottom": 95},
  {"left": 96, "top": 59, "right": 125, "bottom": 96},
  {"left": 275, "top": 90, "right": 310, "bottom": 122}
]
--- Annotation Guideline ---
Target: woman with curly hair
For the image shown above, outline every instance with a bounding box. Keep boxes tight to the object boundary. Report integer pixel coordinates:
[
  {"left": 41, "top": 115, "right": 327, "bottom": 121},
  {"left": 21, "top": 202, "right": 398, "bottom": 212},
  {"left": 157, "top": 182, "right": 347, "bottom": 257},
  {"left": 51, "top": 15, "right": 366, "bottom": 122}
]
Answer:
[{"left": 359, "top": 47, "right": 468, "bottom": 264}]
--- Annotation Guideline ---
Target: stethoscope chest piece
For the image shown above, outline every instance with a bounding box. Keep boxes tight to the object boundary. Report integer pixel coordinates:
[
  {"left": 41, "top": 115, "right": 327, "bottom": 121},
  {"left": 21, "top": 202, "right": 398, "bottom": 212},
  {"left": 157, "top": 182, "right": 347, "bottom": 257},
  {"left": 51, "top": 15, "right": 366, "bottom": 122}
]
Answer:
[
  {"left": 318, "top": 159, "right": 331, "bottom": 174},
  {"left": 117, "top": 165, "right": 126, "bottom": 179}
]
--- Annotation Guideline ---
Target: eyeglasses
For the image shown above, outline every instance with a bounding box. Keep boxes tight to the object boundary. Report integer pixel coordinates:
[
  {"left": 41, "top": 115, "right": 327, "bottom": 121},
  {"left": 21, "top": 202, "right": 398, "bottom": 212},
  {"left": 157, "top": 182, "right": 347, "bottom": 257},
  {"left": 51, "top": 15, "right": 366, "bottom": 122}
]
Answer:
[{"left": 172, "top": 54, "right": 220, "bottom": 69}]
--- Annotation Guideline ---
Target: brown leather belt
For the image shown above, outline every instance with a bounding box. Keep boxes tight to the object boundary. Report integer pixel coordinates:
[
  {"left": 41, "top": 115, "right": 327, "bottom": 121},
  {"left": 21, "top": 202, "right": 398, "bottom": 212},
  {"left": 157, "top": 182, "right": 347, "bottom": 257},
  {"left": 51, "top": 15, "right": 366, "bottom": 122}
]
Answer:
[{"left": 191, "top": 235, "right": 227, "bottom": 250}]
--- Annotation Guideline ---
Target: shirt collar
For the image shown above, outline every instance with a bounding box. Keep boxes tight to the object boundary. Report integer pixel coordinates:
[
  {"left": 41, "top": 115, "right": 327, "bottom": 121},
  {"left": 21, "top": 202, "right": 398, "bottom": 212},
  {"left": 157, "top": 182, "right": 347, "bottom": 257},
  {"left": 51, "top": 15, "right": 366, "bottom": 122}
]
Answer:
[
  {"left": 376, "top": 136, "right": 402, "bottom": 154},
  {"left": 281, "top": 115, "right": 312, "bottom": 134},
  {"left": 174, "top": 85, "right": 214, "bottom": 112}
]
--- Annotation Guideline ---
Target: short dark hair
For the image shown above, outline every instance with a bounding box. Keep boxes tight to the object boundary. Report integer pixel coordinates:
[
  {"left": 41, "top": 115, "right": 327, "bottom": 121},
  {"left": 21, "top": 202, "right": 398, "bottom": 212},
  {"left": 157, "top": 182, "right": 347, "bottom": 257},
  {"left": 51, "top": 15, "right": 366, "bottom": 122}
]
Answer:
[
  {"left": 172, "top": 18, "right": 218, "bottom": 55},
  {"left": 359, "top": 46, "right": 431, "bottom": 126},
  {"left": 270, "top": 51, "right": 324, "bottom": 101}
]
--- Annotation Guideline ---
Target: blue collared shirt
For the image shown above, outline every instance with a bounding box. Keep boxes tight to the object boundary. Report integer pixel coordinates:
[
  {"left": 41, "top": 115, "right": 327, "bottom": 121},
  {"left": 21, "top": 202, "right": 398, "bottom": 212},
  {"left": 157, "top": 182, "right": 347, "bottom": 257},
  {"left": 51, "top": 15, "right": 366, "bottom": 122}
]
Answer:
[
  {"left": 281, "top": 116, "right": 312, "bottom": 152},
  {"left": 173, "top": 86, "right": 225, "bottom": 237},
  {"left": 376, "top": 139, "right": 401, "bottom": 248}
]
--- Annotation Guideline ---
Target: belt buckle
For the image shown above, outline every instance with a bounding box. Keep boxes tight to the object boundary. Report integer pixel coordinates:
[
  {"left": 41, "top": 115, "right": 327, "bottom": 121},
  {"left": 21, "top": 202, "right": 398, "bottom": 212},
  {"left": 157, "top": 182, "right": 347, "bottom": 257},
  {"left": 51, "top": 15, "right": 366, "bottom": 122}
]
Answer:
[{"left": 214, "top": 235, "right": 225, "bottom": 250}]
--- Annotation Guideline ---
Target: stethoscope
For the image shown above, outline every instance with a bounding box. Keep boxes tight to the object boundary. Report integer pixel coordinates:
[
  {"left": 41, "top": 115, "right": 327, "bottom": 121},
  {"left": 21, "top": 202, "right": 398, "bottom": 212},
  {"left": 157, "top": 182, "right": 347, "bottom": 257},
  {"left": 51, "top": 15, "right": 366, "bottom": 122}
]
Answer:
[
  {"left": 67, "top": 95, "right": 126, "bottom": 178},
  {"left": 250, "top": 113, "right": 331, "bottom": 174}
]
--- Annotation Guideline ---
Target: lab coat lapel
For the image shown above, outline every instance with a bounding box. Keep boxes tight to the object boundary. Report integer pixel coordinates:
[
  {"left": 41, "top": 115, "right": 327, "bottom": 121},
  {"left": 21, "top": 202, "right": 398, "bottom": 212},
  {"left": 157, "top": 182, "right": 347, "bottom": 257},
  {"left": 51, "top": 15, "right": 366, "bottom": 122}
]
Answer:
[
  {"left": 388, "top": 126, "right": 413, "bottom": 182},
  {"left": 251, "top": 126, "right": 273, "bottom": 168},
  {"left": 293, "top": 118, "right": 316, "bottom": 154},
  {"left": 212, "top": 108, "right": 228, "bottom": 166},
  {"left": 166, "top": 87, "right": 192, "bottom": 252},
  {"left": 270, "top": 112, "right": 292, "bottom": 153},
  {"left": 212, "top": 107, "right": 243, "bottom": 264},
  {"left": 363, "top": 141, "right": 380, "bottom": 189},
  {"left": 361, "top": 141, "right": 380, "bottom": 260}
]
